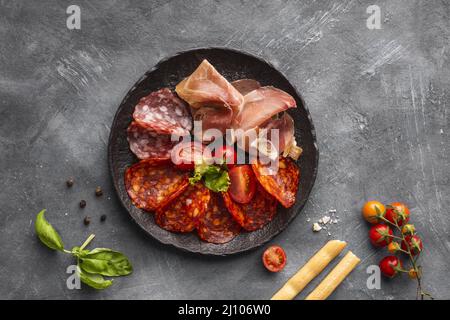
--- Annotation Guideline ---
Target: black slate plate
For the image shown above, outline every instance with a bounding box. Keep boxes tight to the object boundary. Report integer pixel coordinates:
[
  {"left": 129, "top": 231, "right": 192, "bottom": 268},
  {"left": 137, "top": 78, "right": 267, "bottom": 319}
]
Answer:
[{"left": 108, "top": 48, "right": 319, "bottom": 255}]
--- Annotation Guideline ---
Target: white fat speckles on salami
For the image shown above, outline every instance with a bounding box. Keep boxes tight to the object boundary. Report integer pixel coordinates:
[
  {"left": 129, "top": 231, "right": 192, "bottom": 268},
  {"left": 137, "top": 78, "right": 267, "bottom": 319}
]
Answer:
[
  {"left": 133, "top": 88, "right": 192, "bottom": 136},
  {"left": 197, "top": 193, "right": 241, "bottom": 244},
  {"left": 155, "top": 183, "right": 210, "bottom": 233},
  {"left": 127, "top": 121, "right": 176, "bottom": 160}
]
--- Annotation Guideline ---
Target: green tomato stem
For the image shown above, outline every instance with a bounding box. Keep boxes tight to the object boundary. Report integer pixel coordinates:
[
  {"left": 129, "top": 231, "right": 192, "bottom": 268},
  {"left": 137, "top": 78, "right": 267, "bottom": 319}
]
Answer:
[{"left": 378, "top": 213, "right": 433, "bottom": 299}]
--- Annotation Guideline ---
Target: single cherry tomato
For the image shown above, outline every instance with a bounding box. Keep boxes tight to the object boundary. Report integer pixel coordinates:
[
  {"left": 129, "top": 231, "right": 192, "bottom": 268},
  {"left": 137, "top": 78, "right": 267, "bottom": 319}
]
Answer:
[
  {"left": 228, "top": 165, "right": 256, "bottom": 204},
  {"left": 262, "top": 245, "right": 287, "bottom": 272},
  {"left": 408, "top": 268, "right": 419, "bottom": 279},
  {"left": 379, "top": 256, "right": 402, "bottom": 278},
  {"left": 401, "top": 235, "right": 423, "bottom": 256},
  {"left": 369, "top": 224, "right": 393, "bottom": 247},
  {"left": 401, "top": 224, "right": 416, "bottom": 236},
  {"left": 385, "top": 202, "right": 410, "bottom": 227},
  {"left": 387, "top": 242, "right": 400, "bottom": 254},
  {"left": 213, "top": 145, "right": 237, "bottom": 168},
  {"left": 171, "top": 141, "right": 204, "bottom": 170},
  {"left": 362, "top": 200, "right": 385, "bottom": 224}
]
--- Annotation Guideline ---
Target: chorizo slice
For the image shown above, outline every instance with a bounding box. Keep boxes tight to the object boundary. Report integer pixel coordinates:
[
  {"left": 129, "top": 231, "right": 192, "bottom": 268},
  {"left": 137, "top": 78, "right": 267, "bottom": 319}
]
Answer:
[
  {"left": 124, "top": 159, "right": 189, "bottom": 212},
  {"left": 251, "top": 157, "right": 300, "bottom": 208},
  {"left": 197, "top": 193, "right": 241, "bottom": 244},
  {"left": 222, "top": 184, "right": 278, "bottom": 231},
  {"left": 127, "top": 121, "right": 176, "bottom": 160},
  {"left": 155, "top": 183, "right": 210, "bottom": 233},
  {"left": 133, "top": 88, "right": 192, "bottom": 136}
]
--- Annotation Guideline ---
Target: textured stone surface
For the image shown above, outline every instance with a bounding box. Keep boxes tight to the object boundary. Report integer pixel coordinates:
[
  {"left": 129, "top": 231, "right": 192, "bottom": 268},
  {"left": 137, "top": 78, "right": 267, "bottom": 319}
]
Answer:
[{"left": 0, "top": 0, "right": 448, "bottom": 299}]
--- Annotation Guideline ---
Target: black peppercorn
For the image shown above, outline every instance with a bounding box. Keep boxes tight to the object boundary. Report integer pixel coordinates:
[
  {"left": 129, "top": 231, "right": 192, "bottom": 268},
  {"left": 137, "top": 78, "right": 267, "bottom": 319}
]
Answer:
[
  {"left": 95, "top": 186, "right": 103, "bottom": 197},
  {"left": 66, "top": 178, "right": 74, "bottom": 187},
  {"left": 83, "top": 216, "right": 91, "bottom": 225},
  {"left": 100, "top": 214, "right": 107, "bottom": 222},
  {"left": 79, "top": 200, "right": 86, "bottom": 208}
]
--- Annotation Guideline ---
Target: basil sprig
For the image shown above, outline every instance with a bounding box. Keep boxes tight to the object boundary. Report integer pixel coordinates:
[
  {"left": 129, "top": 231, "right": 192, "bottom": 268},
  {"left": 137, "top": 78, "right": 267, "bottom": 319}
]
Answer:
[{"left": 35, "top": 210, "right": 132, "bottom": 290}]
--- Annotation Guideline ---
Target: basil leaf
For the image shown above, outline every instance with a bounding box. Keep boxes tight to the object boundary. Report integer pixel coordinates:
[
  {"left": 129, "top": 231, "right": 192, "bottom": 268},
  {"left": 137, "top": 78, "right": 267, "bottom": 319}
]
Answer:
[
  {"left": 204, "top": 170, "right": 230, "bottom": 192},
  {"left": 76, "top": 266, "right": 113, "bottom": 290},
  {"left": 35, "top": 209, "right": 64, "bottom": 251},
  {"left": 79, "top": 248, "right": 133, "bottom": 276}
]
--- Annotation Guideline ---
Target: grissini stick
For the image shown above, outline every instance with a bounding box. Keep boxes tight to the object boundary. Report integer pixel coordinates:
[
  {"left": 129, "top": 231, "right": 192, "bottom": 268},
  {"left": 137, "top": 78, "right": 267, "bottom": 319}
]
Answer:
[
  {"left": 271, "top": 240, "right": 347, "bottom": 300},
  {"left": 305, "top": 251, "right": 360, "bottom": 300}
]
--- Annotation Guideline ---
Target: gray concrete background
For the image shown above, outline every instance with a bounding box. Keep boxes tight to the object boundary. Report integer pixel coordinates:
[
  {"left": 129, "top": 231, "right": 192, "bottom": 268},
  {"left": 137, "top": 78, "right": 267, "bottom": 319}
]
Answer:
[{"left": 0, "top": 0, "right": 449, "bottom": 300}]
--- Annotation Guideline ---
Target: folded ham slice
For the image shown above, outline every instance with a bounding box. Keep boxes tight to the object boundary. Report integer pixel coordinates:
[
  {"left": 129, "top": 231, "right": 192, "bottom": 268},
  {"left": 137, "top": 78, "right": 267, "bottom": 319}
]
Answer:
[
  {"left": 232, "top": 86, "right": 296, "bottom": 132},
  {"left": 192, "top": 106, "right": 233, "bottom": 142},
  {"left": 231, "top": 79, "right": 261, "bottom": 96},
  {"left": 175, "top": 59, "right": 244, "bottom": 114}
]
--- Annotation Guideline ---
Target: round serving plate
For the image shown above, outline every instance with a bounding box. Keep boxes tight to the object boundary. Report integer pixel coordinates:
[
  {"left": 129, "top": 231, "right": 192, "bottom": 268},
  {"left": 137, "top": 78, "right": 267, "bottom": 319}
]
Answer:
[{"left": 108, "top": 47, "right": 319, "bottom": 255}]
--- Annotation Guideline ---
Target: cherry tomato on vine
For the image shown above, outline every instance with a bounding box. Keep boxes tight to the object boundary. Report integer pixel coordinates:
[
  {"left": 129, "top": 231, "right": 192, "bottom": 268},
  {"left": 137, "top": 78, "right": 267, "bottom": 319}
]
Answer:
[
  {"left": 387, "top": 242, "right": 400, "bottom": 254},
  {"left": 408, "top": 268, "right": 420, "bottom": 279},
  {"left": 385, "top": 202, "right": 410, "bottom": 226},
  {"left": 379, "top": 256, "right": 403, "bottom": 278},
  {"left": 362, "top": 200, "right": 385, "bottom": 224},
  {"left": 369, "top": 224, "right": 393, "bottom": 247},
  {"left": 401, "top": 235, "right": 423, "bottom": 256},
  {"left": 401, "top": 224, "right": 416, "bottom": 235},
  {"left": 262, "top": 245, "right": 287, "bottom": 272}
]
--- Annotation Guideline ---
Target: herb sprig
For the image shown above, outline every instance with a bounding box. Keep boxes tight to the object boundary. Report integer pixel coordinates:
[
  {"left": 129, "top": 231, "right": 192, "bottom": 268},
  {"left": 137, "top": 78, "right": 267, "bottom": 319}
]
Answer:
[{"left": 35, "top": 209, "right": 132, "bottom": 290}]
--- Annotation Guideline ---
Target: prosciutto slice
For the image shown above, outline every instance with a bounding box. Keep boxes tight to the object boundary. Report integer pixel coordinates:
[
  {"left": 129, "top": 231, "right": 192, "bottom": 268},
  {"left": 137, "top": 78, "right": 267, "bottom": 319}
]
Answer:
[
  {"left": 192, "top": 106, "right": 233, "bottom": 142},
  {"left": 231, "top": 79, "right": 261, "bottom": 95},
  {"left": 232, "top": 86, "right": 296, "bottom": 132},
  {"left": 175, "top": 60, "right": 244, "bottom": 114}
]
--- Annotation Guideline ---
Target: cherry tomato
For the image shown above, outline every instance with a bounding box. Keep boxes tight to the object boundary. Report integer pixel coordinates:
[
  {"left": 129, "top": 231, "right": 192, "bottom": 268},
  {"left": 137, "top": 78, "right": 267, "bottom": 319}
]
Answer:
[
  {"left": 379, "top": 256, "right": 402, "bottom": 278},
  {"left": 228, "top": 165, "right": 256, "bottom": 204},
  {"left": 362, "top": 200, "right": 385, "bottom": 224},
  {"left": 401, "top": 224, "right": 416, "bottom": 236},
  {"left": 401, "top": 235, "right": 423, "bottom": 256},
  {"left": 387, "top": 242, "right": 400, "bottom": 254},
  {"left": 262, "top": 245, "right": 287, "bottom": 272},
  {"left": 369, "top": 224, "right": 393, "bottom": 247},
  {"left": 408, "top": 268, "right": 419, "bottom": 279},
  {"left": 171, "top": 141, "right": 204, "bottom": 170},
  {"left": 213, "top": 145, "right": 237, "bottom": 168},
  {"left": 385, "top": 202, "right": 410, "bottom": 227}
]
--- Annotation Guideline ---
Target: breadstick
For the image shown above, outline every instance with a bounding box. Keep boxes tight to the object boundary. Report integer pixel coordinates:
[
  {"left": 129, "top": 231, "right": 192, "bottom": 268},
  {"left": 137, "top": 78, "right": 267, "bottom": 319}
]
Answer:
[
  {"left": 305, "top": 251, "right": 360, "bottom": 300},
  {"left": 271, "top": 240, "right": 347, "bottom": 300}
]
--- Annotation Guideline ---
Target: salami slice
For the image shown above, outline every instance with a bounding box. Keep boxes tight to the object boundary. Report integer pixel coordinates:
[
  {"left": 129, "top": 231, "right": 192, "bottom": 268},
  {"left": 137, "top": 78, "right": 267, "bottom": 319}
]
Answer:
[
  {"left": 222, "top": 184, "right": 277, "bottom": 231},
  {"left": 124, "top": 159, "right": 189, "bottom": 212},
  {"left": 197, "top": 193, "right": 241, "bottom": 244},
  {"left": 251, "top": 157, "right": 300, "bottom": 208},
  {"left": 127, "top": 121, "right": 177, "bottom": 160},
  {"left": 133, "top": 88, "right": 192, "bottom": 136},
  {"left": 155, "top": 183, "right": 210, "bottom": 233}
]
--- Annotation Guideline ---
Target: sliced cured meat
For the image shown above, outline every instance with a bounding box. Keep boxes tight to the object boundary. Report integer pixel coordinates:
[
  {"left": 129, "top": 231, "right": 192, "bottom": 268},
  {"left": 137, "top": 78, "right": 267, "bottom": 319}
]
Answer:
[
  {"left": 244, "top": 112, "right": 299, "bottom": 159},
  {"left": 175, "top": 60, "right": 244, "bottom": 114},
  {"left": 133, "top": 88, "right": 192, "bottom": 136},
  {"left": 231, "top": 79, "right": 261, "bottom": 95},
  {"left": 222, "top": 184, "right": 277, "bottom": 231},
  {"left": 170, "top": 141, "right": 205, "bottom": 170},
  {"left": 232, "top": 86, "right": 296, "bottom": 132},
  {"left": 197, "top": 193, "right": 241, "bottom": 244},
  {"left": 127, "top": 121, "right": 177, "bottom": 160},
  {"left": 124, "top": 159, "right": 189, "bottom": 212},
  {"left": 155, "top": 183, "right": 210, "bottom": 233},
  {"left": 192, "top": 106, "right": 233, "bottom": 142},
  {"left": 251, "top": 157, "right": 300, "bottom": 208}
]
